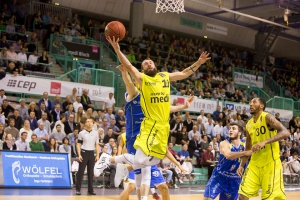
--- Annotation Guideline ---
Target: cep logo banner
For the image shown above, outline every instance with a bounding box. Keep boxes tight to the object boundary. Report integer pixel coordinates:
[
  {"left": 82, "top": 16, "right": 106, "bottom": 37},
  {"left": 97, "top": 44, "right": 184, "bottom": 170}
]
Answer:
[{"left": 1, "top": 151, "right": 71, "bottom": 188}]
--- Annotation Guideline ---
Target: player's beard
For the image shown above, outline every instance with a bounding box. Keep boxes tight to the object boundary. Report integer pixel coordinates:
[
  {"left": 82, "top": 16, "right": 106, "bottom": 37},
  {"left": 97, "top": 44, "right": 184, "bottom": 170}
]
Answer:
[
  {"left": 229, "top": 134, "right": 239, "bottom": 140},
  {"left": 144, "top": 68, "right": 157, "bottom": 77},
  {"left": 250, "top": 107, "right": 259, "bottom": 115}
]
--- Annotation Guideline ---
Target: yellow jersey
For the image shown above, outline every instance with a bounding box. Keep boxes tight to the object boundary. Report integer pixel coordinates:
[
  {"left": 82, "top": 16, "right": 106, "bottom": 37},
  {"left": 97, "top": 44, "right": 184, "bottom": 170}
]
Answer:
[
  {"left": 121, "top": 132, "right": 126, "bottom": 145},
  {"left": 139, "top": 72, "right": 170, "bottom": 122},
  {"left": 246, "top": 111, "right": 280, "bottom": 167}
]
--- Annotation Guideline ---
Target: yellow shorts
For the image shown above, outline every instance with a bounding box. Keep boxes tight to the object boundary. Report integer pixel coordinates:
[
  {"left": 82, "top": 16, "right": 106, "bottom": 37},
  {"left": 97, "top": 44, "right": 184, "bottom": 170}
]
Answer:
[
  {"left": 238, "top": 159, "right": 285, "bottom": 200},
  {"left": 134, "top": 118, "right": 170, "bottom": 159}
]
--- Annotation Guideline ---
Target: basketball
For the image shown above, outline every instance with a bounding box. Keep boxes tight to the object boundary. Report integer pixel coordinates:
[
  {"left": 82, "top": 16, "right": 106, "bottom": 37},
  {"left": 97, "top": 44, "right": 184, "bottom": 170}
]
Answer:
[{"left": 105, "top": 21, "right": 126, "bottom": 41}]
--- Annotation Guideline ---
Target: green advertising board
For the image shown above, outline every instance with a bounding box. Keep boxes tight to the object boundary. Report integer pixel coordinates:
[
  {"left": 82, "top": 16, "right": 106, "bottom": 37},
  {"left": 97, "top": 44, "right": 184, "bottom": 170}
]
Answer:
[{"left": 180, "top": 17, "right": 203, "bottom": 30}]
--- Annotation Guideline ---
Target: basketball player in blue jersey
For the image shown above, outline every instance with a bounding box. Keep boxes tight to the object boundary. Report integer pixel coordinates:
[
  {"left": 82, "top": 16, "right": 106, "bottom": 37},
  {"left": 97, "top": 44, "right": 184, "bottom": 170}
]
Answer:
[
  {"left": 95, "top": 65, "right": 190, "bottom": 200},
  {"left": 203, "top": 122, "right": 252, "bottom": 200}
]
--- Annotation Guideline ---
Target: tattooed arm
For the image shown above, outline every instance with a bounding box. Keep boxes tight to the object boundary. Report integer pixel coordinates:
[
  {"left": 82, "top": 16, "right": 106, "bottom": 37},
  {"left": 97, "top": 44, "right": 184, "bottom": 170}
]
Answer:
[
  {"left": 169, "top": 51, "right": 211, "bottom": 82},
  {"left": 252, "top": 114, "right": 290, "bottom": 153}
]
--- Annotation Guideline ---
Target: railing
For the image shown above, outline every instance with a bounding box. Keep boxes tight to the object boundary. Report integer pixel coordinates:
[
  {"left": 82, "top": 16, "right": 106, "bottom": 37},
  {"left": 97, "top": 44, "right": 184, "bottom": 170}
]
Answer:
[
  {"left": 266, "top": 96, "right": 294, "bottom": 111},
  {"left": 56, "top": 68, "right": 78, "bottom": 82},
  {"left": 27, "top": 1, "right": 72, "bottom": 22},
  {"left": 77, "top": 67, "right": 115, "bottom": 88},
  {"left": 0, "top": 57, "right": 54, "bottom": 73}
]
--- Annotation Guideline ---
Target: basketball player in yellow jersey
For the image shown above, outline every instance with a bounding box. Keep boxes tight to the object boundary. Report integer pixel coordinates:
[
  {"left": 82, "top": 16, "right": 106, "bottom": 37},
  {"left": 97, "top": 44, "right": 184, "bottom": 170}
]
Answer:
[
  {"left": 107, "top": 36, "right": 210, "bottom": 166},
  {"left": 237, "top": 98, "right": 290, "bottom": 200}
]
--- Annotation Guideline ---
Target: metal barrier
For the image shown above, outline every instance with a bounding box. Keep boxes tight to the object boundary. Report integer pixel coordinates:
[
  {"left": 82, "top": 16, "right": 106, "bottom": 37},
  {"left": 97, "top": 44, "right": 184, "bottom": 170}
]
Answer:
[
  {"left": 266, "top": 96, "right": 294, "bottom": 111},
  {"left": 77, "top": 66, "right": 115, "bottom": 88},
  {"left": 27, "top": 1, "right": 72, "bottom": 22},
  {"left": 56, "top": 68, "right": 78, "bottom": 82}
]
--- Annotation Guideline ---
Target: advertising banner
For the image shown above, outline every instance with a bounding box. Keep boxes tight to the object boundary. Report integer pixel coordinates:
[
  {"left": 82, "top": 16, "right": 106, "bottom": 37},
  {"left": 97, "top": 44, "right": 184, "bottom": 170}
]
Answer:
[
  {"left": 206, "top": 23, "right": 228, "bottom": 35},
  {"left": 3, "top": 75, "right": 114, "bottom": 101},
  {"left": 224, "top": 102, "right": 292, "bottom": 122},
  {"left": 1, "top": 151, "right": 71, "bottom": 188},
  {"left": 171, "top": 95, "right": 221, "bottom": 113},
  {"left": 61, "top": 41, "right": 100, "bottom": 61},
  {"left": 233, "top": 72, "right": 263, "bottom": 88},
  {"left": 180, "top": 17, "right": 203, "bottom": 30}
]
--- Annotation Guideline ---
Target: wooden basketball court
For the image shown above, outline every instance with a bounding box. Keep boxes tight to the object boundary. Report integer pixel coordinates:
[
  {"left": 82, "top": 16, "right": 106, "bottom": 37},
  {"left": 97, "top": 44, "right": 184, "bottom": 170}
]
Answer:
[{"left": 2, "top": 193, "right": 300, "bottom": 200}]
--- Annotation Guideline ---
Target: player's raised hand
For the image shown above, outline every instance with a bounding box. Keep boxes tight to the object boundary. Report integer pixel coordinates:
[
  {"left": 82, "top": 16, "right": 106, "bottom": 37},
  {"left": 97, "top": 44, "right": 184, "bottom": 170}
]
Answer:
[
  {"left": 106, "top": 36, "right": 120, "bottom": 51},
  {"left": 197, "top": 51, "right": 211, "bottom": 65},
  {"left": 184, "top": 95, "right": 194, "bottom": 109},
  {"left": 251, "top": 141, "right": 266, "bottom": 153},
  {"left": 236, "top": 166, "right": 244, "bottom": 177}
]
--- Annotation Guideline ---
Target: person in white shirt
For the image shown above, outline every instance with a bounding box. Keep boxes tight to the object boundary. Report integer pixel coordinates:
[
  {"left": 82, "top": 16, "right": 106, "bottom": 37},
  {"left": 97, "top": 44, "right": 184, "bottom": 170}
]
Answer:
[
  {"left": 213, "top": 121, "right": 223, "bottom": 138},
  {"left": 0, "top": 89, "right": 7, "bottom": 106},
  {"left": 17, "top": 47, "right": 27, "bottom": 63},
  {"left": 19, "top": 120, "right": 33, "bottom": 143},
  {"left": 197, "top": 110, "right": 208, "bottom": 124},
  {"left": 226, "top": 81, "right": 235, "bottom": 94},
  {"left": 37, "top": 113, "right": 51, "bottom": 134},
  {"left": 209, "top": 137, "right": 219, "bottom": 151},
  {"left": 230, "top": 114, "right": 238, "bottom": 123},
  {"left": 188, "top": 125, "right": 201, "bottom": 141},
  {"left": 15, "top": 132, "right": 31, "bottom": 151},
  {"left": 58, "top": 137, "right": 71, "bottom": 156},
  {"left": 73, "top": 96, "right": 84, "bottom": 112},
  {"left": 6, "top": 45, "right": 18, "bottom": 63},
  {"left": 104, "top": 92, "right": 116, "bottom": 112},
  {"left": 27, "top": 50, "right": 39, "bottom": 70},
  {"left": 205, "top": 118, "right": 214, "bottom": 140}
]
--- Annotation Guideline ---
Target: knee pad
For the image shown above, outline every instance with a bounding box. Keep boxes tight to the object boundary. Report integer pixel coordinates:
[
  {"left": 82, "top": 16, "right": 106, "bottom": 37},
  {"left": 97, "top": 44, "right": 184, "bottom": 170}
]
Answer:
[
  {"left": 141, "top": 166, "right": 151, "bottom": 186},
  {"left": 135, "top": 172, "right": 142, "bottom": 189}
]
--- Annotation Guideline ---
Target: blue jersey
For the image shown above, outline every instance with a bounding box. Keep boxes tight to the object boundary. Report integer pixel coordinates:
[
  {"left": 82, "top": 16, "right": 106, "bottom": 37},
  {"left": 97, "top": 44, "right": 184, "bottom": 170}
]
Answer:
[
  {"left": 213, "top": 138, "right": 246, "bottom": 179},
  {"left": 204, "top": 138, "right": 246, "bottom": 200},
  {"left": 125, "top": 93, "right": 144, "bottom": 142}
]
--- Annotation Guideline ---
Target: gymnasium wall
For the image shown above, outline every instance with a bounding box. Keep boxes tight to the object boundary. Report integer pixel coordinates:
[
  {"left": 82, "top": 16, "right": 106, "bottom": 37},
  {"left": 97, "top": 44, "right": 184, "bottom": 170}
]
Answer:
[{"left": 55, "top": 0, "right": 300, "bottom": 60}]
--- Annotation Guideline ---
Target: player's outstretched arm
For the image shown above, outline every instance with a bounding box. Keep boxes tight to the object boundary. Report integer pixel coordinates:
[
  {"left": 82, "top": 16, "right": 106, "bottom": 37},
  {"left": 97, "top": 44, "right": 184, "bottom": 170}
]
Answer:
[
  {"left": 166, "top": 150, "right": 186, "bottom": 173},
  {"left": 117, "top": 65, "right": 138, "bottom": 99},
  {"left": 220, "top": 140, "right": 252, "bottom": 160},
  {"left": 169, "top": 51, "right": 211, "bottom": 82},
  {"left": 106, "top": 36, "right": 142, "bottom": 86},
  {"left": 170, "top": 95, "right": 194, "bottom": 113},
  {"left": 252, "top": 114, "right": 290, "bottom": 153}
]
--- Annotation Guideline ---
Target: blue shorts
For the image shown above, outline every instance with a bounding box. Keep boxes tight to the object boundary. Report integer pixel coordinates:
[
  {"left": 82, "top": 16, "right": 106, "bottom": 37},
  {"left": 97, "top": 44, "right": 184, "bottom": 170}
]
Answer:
[
  {"left": 127, "top": 165, "right": 165, "bottom": 188},
  {"left": 126, "top": 136, "right": 137, "bottom": 155},
  {"left": 204, "top": 173, "right": 241, "bottom": 200}
]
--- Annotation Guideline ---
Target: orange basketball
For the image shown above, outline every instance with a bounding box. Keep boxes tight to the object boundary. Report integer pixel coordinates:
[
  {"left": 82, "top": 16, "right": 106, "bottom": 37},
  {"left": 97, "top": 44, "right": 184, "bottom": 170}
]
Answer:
[{"left": 105, "top": 21, "right": 126, "bottom": 41}]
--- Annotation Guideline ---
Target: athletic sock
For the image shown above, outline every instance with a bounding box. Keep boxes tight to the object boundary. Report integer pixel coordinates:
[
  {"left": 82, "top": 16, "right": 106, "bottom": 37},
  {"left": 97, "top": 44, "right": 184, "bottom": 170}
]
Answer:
[
  {"left": 141, "top": 196, "right": 148, "bottom": 200},
  {"left": 150, "top": 188, "right": 156, "bottom": 194}
]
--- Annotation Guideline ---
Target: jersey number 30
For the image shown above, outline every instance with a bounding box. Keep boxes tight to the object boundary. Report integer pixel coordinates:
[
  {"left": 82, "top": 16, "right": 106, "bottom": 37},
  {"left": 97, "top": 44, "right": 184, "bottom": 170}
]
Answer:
[{"left": 255, "top": 126, "right": 266, "bottom": 136}]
